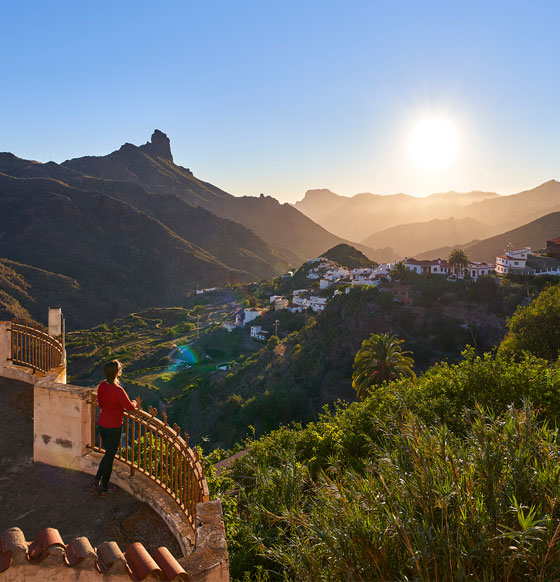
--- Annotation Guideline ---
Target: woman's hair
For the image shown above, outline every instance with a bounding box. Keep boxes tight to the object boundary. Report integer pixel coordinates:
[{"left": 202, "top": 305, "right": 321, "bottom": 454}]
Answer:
[{"left": 104, "top": 360, "right": 122, "bottom": 384}]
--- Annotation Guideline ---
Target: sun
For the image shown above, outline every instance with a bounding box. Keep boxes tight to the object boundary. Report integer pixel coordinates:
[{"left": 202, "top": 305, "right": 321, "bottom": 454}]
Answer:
[{"left": 408, "top": 117, "right": 458, "bottom": 171}]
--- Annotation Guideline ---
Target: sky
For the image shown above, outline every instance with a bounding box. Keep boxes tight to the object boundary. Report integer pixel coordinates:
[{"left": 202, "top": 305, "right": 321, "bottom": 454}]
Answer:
[{"left": 2, "top": 1, "right": 560, "bottom": 203}]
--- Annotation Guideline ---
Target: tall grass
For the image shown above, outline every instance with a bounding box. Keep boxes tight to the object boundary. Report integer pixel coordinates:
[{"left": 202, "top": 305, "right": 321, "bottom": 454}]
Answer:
[{"left": 211, "top": 404, "right": 560, "bottom": 581}]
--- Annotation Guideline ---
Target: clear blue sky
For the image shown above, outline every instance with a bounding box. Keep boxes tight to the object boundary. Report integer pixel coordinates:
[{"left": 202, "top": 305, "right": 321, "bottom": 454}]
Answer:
[{"left": 2, "top": 1, "right": 559, "bottom": 202}]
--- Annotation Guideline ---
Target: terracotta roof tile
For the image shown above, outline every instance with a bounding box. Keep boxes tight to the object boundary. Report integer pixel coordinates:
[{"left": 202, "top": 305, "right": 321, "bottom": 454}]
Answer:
[
  {"left": 125, "top": 542, "right": 162, "bottom": 580},
  {"left": 153, "top": 546, "right": 188, "bottom": 580},
  {"left": 1, "top": 527, "right": 27, "bottom": 567},
  {"left": 28, "top": 527, "right": 65, "bottom": 562},
  {"left": 0, "top": 526, "right": 190, "bottom": 580},
  {"left": 65, "top": 536, "right": 97, "bottom": 569},
  {"left": 97, "top": 540, "right": 129, "bottom": 575}
]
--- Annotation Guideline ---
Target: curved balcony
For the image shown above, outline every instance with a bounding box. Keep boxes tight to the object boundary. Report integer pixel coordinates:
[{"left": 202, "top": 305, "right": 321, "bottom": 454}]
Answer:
[{"left": 0, "top": 318, "right": 228, "bottom": 581}]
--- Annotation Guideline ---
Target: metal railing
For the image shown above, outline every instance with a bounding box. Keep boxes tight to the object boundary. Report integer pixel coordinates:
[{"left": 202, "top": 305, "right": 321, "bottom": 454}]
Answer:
[
  {"left": 90, "top": 394, "right": 209, "bottom": 526},
  {"left": 10, "top": 322, "right": 64, "bottom": 374}
]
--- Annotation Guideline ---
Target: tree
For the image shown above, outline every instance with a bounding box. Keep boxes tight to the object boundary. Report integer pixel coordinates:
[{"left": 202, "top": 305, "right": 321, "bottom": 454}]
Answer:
[
  {"left": 391, "top": 261, "right": 410, "bottom": 282},
  {"left": 352, "top": 333, "right": 415, "bottom": 400},
  {"left": 448, "top": 248, "right": 469, "bottom": 276},
  {"left": 499, "top": 283, "right": 560, "bottom": 361}
]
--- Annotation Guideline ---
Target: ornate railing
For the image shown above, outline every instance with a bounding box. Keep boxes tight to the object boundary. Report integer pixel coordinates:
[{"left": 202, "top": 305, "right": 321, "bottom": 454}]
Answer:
[
  {"left": 90, "top": 394, "right": 209, "bottom": 527},
  {"left": 10, "top": 322, "right": 64, "bottom": 374}
]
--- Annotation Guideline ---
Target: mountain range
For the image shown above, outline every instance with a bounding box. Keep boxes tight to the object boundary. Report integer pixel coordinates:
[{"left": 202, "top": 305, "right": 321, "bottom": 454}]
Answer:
[
  {"left": 0, "top": 131, "right": 376, "bottom": 327},
  {"left": 2, "top": 129, "right": 559, "bottom": 327},
  {"left": 417, "top": 211, "right": 560, "bottom": 262},
  {"left": 295, "top": 182, "right": 560, "bottom": 256}
]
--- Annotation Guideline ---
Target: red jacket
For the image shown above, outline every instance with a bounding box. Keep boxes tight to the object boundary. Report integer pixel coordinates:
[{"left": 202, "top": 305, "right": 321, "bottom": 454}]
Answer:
[{"left": 97, "top": 381, "right": 136, "bottom": 428}]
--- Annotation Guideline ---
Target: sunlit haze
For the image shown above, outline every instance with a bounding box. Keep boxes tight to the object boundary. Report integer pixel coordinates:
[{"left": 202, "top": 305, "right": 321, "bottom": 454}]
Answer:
[{"left": 2, "top": 1, "right": 560, "bottom": 202}]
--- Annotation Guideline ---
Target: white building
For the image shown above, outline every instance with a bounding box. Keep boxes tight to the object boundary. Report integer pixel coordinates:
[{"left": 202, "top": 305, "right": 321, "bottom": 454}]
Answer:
[
  {"left": 495, "top": 248, "right": 531, "bottom": 275},
  {"left": 404, "top": 258, "right": 450, "bottom": 276},
  {"left": 244, "top": 308, "right": 261, "bottom": 325},
  {"left": 250, "top": 325, "right": 269, "bottom": 341},
  {"left": 309, "top": 296, "right": 328, "bottom": 312},
  {"left": 467, "top": 262, "right": 495, "bottom": 280},
  {"left": 320, "top": 278, "right": 332, "bottom": 289},
  {"left": 286, "top": 302, "right": 304, "bottom": 313},
  {"left": 222, "top": 322, "right": 237, "bottom": 332},
  {"left": 293, "top": 295, "right": 309, "bottom": 307}
]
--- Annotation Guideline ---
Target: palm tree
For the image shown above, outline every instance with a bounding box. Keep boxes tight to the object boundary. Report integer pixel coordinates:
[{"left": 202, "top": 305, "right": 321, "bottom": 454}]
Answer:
[
  {"left": 391, "top": 261, "right": 409, "bottom": 282},
  {"left": 352, "top": 333, "right": 415, "bottom": 400},
  {"left": 448, "top": 248, "right": 469, "bottom": 277}
]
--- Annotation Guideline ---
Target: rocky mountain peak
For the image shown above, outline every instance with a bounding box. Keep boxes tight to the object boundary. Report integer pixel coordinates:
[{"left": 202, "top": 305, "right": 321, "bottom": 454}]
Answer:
[{"left": 139, "top": 129, "right": 173, "bottom": 162}]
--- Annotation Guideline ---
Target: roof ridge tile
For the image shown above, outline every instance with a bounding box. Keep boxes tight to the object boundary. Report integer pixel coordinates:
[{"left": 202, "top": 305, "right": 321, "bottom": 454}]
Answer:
[
  {"left": 0, "top": 526, "right": 188, "bottom": 580},
  {"left": 97, "top": 541, "right": 130, "bottom": 576},
  {"left": 153, "top": 546, "right": 188, "bottom": 580},
  {"left": 125, "top": 542, "right": 162, "bottom": 581},
  {"left": 1, "top": 527, "right": 28, "bottom": 567},
  {"left": 65, "top": 536, "right": 97, "bottom": 569},
  {"left": 28, "top": 527, "right": 65, "bottom": 562}
]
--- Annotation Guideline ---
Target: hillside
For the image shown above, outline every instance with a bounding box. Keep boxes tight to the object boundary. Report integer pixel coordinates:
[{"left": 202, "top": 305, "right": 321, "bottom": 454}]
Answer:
[
  {"left": 171, "top": 283, "right": 506, "bottom": 449},
  {"left": 0, "top": 259, "right": 81, "bottom": 324},
  {"left": 417, "top": 211, "right": 560, "bottom": 261},
  {"left": 62, "top": 131, "right": 378, "bottom": 263},
  {"left": 362, "top": 217, "right": 494, "bottom": 257},
  {"left": 322, "top": 243, "right": 378, "bottom": 269},
  {"left": 0, "top": 173, "right": 255, "bottom": 328},
  {"left": 0, "top": 151, "right": 291, "bottom": 279}
]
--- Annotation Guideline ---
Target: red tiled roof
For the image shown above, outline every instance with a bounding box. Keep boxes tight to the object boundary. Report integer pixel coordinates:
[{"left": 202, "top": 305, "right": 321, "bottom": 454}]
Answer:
[
  {"left": 547, "top": 237, "right": 560, "bottom": 245},
  {"left": 0, "top": 527, "right": 188, "bottom": 580}
]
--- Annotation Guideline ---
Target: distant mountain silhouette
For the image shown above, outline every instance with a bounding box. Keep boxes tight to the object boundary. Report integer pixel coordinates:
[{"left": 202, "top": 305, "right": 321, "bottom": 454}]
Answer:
[
  {"left": 362, "top": 217, "right": 494, "bottom": 258},
  {"left": 295, "top": 188, "right": 500, "bottom": 241},
  {"left": 417, "top": 211, "right": 560, "bottom": 262}
]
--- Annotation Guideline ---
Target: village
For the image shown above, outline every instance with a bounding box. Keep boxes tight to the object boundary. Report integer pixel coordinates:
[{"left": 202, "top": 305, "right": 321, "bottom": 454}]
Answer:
[{"left": 213, "top": 236, "right": 560, "bottom": 342}]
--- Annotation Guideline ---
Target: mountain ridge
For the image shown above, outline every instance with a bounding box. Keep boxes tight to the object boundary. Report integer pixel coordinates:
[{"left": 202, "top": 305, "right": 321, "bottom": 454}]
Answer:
[
  {"left": 417, "top": 211, "right": 560, "bottom": 262},
  {"left": 295, "top": 182, "right": 560, "bottom": 242}
]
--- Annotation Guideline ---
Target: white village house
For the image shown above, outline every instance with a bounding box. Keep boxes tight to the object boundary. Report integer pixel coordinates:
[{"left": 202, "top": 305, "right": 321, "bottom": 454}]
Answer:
[
  {"left": 243, "top": 308, "right": 262, "bottom": 325},
  {"left": 495, "top": 248, "right": 530, "bottom": 275}
]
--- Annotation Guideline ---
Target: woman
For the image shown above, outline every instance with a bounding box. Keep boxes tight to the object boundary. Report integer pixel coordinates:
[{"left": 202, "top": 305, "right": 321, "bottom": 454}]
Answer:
[{"left": 91, "top": 360, "right": 137, "bottom": 496}]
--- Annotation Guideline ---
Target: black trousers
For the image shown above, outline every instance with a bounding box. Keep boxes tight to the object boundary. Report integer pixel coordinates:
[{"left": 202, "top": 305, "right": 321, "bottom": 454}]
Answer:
[{"left": 94, "top": 424, "right": 122, "bottom": 490}]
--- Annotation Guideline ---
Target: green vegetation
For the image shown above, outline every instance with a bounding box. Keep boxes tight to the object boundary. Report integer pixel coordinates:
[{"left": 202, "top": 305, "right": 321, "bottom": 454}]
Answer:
[
  {"left": 351, "top": 333, "right": 415, "bottom": 399},
  {"left": 208, "top": 350, "right": 560, "bottom": 581},
  {"left": 499, "top": 284, "right": 560, "bottom": 361},
  {"left": 202, "top": 282, "right": 560, "bottom": 580},
  {"left": 322, "top": 243, "right": 378, "bottom": 269}
]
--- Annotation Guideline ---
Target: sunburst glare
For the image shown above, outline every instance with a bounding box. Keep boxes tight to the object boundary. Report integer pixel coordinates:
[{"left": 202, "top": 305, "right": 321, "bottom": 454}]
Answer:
[{"left": 408, "top": 117, "right": 459, "bottom": 171}]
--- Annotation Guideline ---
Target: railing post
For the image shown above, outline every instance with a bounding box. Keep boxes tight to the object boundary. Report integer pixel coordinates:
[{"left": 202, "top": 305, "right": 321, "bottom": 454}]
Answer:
[{"left": 0, "top": 322, "right": 10, "bottom": 374}]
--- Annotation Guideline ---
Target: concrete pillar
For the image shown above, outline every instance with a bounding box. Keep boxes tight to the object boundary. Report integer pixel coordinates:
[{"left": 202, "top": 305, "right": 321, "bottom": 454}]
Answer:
[
  {"left": 34, "top": 377, "right": 93, "bottom": 470},
  {"left": 0, "top": 322, "right": 10, "bottom": 370},
  {"left": 48, "top": 308, "right": 62, "bottom": 337}
]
